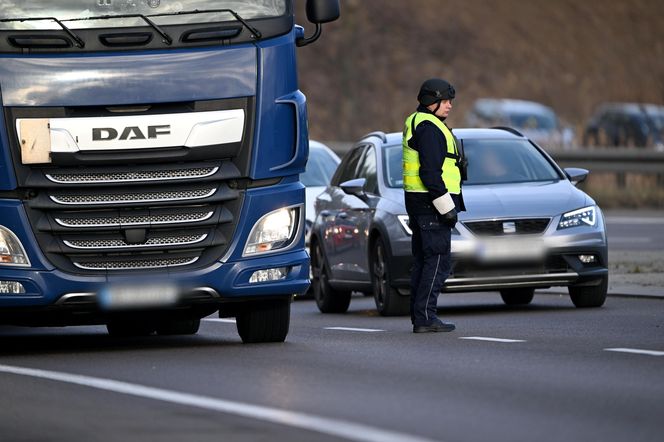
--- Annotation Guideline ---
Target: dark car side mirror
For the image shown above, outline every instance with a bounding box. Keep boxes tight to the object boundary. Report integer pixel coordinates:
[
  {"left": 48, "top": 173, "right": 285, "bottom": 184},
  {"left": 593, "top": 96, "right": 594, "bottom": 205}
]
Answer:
[
  {"left": 340, "top": 178, "right": 367, "bottom": 201},
  {"left": 564, "top": 167, "right": 589, "bottom": 186}
]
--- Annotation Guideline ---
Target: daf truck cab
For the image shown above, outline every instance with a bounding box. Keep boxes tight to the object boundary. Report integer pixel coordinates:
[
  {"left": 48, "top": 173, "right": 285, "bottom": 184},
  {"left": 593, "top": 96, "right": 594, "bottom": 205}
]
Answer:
[{"left": 0, "top": 0, "right": 339, "bottom": 343}]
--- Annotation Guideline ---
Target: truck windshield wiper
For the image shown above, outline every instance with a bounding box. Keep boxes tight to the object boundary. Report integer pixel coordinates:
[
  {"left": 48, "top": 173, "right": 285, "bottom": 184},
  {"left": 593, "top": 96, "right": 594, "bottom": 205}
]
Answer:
[
  {"left": 66, "top": 13, "right": 173, "bottom": 45},
  {"left": 0, "top": 16, "right": 85, "bottom": 48},
  {"left": 161, "top": 9, "right": 263, "bottom": 40},
  {"left": 1, "top": 8, "right": 261, "bottom": 48},
  {"left": 67, "top": 8, "right": 262, "bottom": 43}
]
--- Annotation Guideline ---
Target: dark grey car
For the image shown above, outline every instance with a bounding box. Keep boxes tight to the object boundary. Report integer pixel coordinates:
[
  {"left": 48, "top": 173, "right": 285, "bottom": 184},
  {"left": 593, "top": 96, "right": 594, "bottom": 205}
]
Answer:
[{"left": 310, "top": 128, "right": 609, "bottom": 316}]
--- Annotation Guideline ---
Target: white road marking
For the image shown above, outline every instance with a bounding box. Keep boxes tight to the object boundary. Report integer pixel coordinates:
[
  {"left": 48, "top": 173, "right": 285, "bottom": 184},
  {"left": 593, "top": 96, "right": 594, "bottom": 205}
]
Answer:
[
  {"left": 324, "top": 327, "right": 385, "bottom": 333},
  {"left": 459, "top": 337, "right": 526, "bottom": 343},
  {"left": 606, "top": 216, "right": 664, "bottom": 225},
  {"left": 203, "top": 318, "right": 236, "bottom": 324},
  {"left": 0, "top": 364, "right": 437, "bottom": 442},
  {"left": 604, "top": 348, "right": 664, "bottom": 357},
  {"left": 609, "top": 237, "right": 652, "bottom": 243}
]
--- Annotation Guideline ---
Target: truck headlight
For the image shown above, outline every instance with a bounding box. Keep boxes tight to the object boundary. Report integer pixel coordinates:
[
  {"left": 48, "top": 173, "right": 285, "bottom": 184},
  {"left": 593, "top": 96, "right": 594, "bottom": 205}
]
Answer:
[
  {"left": 0, "top": 226, "right": 31, "bottom": 266},
  {"left": 557, "top": 206, "right": 596, "bottom": 230},
  {"left": 244, "top": 207, "right": 300, "bottom": 256}
]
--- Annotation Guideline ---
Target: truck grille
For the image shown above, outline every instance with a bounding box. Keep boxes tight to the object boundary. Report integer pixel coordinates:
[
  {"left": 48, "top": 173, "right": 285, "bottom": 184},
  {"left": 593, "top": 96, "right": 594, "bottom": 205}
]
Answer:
[
  {"left": 463, "top": 218, "right": 551, "bottom": 236},
  {"left": 74, "top": 256, "right": 199, "bottom": 271},
  {"left": 46, "top": 166, "right": 218, "bottom": 184},
  {"left": 23, "top": 160, "right": 243, "bottom": 274}
]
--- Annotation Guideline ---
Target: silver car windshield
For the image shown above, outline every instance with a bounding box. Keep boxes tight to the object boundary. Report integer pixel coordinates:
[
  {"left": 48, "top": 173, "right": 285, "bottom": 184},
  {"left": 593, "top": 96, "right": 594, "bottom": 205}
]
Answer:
[
  {"left": 384, "top": 139, "right": 561, "bottom": 188},
  {"left": 0, "top": 1, "right": 287, "bottom": 29},
  {"left": 301, "top": 148, "right": 338, "bottom": 187}
]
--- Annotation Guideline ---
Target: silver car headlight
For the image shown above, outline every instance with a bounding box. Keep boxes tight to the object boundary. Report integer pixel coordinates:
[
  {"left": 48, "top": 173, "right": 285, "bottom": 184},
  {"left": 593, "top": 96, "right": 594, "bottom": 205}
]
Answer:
[
  {"left": 557, "top": 206, "right": 596, "bottom": 230},
  {"left": 244, "top": 206, "right": 300, "bottom": 256}
]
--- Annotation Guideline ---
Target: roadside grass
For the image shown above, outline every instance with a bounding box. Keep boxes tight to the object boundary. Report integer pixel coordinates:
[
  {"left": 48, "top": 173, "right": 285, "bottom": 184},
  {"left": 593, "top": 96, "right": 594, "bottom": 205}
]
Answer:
[{"left": 581, "top": 173, "right": 664, "bottom": 209}]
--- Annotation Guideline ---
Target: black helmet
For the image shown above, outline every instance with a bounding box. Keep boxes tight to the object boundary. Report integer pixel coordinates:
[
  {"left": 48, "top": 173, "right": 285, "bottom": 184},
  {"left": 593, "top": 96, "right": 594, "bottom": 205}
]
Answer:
[{"left": 418, "top": 78, "right": 455, "bottom": 106}]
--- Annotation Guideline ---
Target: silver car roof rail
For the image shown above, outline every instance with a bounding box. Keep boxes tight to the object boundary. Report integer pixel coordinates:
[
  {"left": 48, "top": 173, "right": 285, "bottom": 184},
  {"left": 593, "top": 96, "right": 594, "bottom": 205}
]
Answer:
[{"left": 361, "top": 131, "right": 388, "bottom": 143}]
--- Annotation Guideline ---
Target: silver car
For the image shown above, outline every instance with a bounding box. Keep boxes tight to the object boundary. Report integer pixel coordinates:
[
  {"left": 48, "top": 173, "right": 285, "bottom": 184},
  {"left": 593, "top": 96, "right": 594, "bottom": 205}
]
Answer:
[{"left": 310, "top": 128, "right": 608, "bottom": 316}]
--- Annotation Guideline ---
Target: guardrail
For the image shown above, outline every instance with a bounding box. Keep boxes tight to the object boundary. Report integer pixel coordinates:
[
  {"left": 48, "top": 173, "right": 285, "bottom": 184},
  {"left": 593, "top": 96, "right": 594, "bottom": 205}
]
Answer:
[{"left": 323, "top": 142, "right": 664, "bottom": 188}]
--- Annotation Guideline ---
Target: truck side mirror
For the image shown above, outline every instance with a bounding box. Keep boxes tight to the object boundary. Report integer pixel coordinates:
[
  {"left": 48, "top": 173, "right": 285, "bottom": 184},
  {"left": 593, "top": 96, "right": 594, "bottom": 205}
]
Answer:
[
  {"left": 306, "top": 0, "right": 340, "bottom": 23},
  {"left": 297, "top": 0, "right": 340, "bottom": 47}
]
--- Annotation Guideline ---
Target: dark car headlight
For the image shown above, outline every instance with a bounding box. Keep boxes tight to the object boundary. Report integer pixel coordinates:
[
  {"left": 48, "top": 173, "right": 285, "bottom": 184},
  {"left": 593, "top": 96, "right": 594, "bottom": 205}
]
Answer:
[{"left": 557, "top": 205, "right": 596, "bottom": 230}]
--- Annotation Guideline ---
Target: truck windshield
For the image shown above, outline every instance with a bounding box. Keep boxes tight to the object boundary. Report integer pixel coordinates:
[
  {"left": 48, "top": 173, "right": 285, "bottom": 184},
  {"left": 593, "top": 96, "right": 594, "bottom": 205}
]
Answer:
[{"left": 0, "top": 0, "right": 288, "bottom": 29}]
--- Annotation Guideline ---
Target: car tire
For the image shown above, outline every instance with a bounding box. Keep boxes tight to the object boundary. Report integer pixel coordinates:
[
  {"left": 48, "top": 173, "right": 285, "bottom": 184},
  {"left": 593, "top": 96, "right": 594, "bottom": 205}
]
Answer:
[
  {"left": 311, "top": 241, "right": 351, "bottom": 313},
  {"left": 236, "top": 299, "right": 291, "bottom": 343},
  {"left": 499, "top": 288, "right": 535, "bottom": 305},
  {"left": 155, "top": 318, "right": 200, "bottom": 336},
  {"left": 372, "top": 236, "right": 410, "bottom": 316},
  {"left": 106, "top": 321, "right": 155, "bottom": 337},
  {"left": 569, "top": 276, "right": 608, "bottom": 308}
]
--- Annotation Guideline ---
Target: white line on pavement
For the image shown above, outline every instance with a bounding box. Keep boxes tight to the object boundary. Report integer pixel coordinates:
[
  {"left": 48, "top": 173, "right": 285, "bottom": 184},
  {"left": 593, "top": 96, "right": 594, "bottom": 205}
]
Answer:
[
  {"left": 324, "top": 327, "right": 385, "bottom": 333},
  {"left": 609, "top": 237, "right": 652, "bottom": 243},
  {"left": 0, "top": 364, "right": 437, "bottom": 442},
  {"left": 203, "top": 318, "right": 236, "bottom": 324},
  {"left": 606, "top": 216, "right": 664, "bottom": 225},
  {"left": 459, "top": 337, "right": 526, "bottom": 343},
  {"left": 604, "top": 348, "right": 664, "bottom": 357}
]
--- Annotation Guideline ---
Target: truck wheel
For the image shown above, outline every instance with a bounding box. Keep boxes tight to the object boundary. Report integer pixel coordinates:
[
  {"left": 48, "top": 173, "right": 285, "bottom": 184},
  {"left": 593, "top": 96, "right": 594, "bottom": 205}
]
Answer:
[
  {"left": 236, "top": 299, "right": 291, "bottom": 343},
  {"left": 500, "top": 288, "right": 535, "bottom": 305},
  {"left": 106, "top": 321, "right": 155, "bottom": 337},
  {"left": 569, "top": 276, "right": 608, "bottom": 308},
  {"left": 155, "top": 318, "right": 200, "bottom": 336},
  {"left": 372, "top": 237, "right": 409, "bottom": 316},
  {"left": 311, "top": 241, "right": 351, "bottom": 313}
]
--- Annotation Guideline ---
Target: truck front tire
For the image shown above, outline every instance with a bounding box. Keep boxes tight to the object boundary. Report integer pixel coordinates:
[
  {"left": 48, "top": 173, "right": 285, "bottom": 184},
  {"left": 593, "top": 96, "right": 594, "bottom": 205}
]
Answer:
[{"left": 236, "top": 299, "right": 291, "bottom": 343}]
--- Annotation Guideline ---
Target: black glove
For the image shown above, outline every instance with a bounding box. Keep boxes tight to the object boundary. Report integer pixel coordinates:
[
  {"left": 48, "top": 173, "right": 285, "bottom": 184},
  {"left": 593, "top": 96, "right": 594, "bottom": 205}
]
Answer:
[{"left": 441, "top": 208, "right": 458, "bottom": 228}]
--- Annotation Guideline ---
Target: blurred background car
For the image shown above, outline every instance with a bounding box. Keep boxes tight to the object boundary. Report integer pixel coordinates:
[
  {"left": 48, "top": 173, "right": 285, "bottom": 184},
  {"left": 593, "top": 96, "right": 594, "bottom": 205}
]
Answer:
[
  {"left": 583, "top": 102, "right": 664, "bottom": 149},
  {"left": 302, "top": 140, "right": 341, "bottom": 244},
  {"left": 465, "top": 98, "right": 574, "bottom": 149},
  {"left": 310, "top": 129, "right": 608, "bottom": 316}
]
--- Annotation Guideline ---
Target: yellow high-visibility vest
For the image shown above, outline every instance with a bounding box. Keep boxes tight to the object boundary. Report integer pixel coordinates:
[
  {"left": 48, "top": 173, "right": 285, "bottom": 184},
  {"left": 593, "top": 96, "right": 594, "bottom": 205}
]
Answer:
[{"left": 402, "top": 112, "right": 461, "bottom": 194}]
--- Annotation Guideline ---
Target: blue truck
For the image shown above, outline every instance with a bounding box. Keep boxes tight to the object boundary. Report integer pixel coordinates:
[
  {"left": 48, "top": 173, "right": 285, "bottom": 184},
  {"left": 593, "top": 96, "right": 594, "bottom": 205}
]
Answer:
[{"left": 0, "top": 0, "right": 339, "bottom": 343}]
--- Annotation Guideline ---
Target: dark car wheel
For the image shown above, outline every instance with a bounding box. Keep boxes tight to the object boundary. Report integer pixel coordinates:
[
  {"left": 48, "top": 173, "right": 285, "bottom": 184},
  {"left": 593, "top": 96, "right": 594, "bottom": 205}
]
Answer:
[
  {"left": 372, "top": 236, "right": 410, "bottom": 316},
  {"left": 311, "top": 241, "right": 351, "bottom": 313},
  {"left": 155, "top": 318, "right": 200, "bottom": 336},
  {"left": 499, "top": 288, "right": 535, "bottom": 305},
  {"left": 569, "top": 276, "right": 608, "bottom": 308}
]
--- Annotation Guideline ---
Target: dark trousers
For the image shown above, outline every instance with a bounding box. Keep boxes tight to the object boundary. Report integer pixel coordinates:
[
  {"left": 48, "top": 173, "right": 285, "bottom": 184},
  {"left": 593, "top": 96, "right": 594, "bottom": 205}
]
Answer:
[{"left": 408, "top": 212, "right": 452, "bottom": 326}]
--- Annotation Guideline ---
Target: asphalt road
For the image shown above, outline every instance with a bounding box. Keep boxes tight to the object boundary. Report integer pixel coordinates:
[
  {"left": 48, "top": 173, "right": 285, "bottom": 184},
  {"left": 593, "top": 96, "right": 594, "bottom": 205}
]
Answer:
[
  {"left": 1, "top": 292, "right": 663, "bottom": 442},
  {"left": 604, "top": 212, "right": 664, "bottom": 251}
]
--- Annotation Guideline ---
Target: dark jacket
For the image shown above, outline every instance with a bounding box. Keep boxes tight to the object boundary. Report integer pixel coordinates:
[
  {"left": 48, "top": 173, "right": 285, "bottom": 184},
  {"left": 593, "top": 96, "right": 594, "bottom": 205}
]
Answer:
[{"left": 405, "top": 105, "right": 466, "bottom": 215}]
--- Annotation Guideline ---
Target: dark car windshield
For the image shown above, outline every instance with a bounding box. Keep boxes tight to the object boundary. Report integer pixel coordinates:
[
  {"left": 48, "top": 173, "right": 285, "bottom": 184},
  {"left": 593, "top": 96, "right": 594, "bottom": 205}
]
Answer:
[
  {"left": 0, "top": 1, "right": 288, "bottom": 29},
  {"left": 384, "top": 138, "right": 561, "bottom": 188},
  {"left": 301, "top": 147, "right": 338, "bottom": 187}
]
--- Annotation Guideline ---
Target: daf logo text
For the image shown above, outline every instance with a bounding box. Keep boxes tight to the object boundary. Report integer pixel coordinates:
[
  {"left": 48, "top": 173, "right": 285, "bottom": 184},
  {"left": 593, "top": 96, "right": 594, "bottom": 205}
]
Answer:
[{"left": 92, "top": 125, "right": 171, "bottom": 141}]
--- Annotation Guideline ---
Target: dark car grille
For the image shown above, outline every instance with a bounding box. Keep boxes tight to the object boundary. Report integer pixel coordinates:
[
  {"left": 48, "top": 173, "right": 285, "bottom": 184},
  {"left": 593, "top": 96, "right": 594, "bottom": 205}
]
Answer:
[
  {"left": 23, "top": 161, "right": 243, "bottom": 274},
  {"left": 463, "top": 218, "right": 551, "bottom": 236},
  {"left": 451, "top": 254, "right": 570, "bottom": 279}
]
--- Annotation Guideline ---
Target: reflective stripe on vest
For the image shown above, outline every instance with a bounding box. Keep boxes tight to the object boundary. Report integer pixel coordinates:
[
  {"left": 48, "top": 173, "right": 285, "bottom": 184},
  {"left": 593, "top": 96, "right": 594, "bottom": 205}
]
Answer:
[{"left": 402, "top": 112, "right": 461, "bottom": 194}]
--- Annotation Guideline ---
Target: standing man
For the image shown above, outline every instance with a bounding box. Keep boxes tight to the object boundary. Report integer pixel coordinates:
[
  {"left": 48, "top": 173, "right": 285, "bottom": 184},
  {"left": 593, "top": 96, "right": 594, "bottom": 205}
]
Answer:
[{"left": 403, "top": 78, "right": 465, "bottom": 333}]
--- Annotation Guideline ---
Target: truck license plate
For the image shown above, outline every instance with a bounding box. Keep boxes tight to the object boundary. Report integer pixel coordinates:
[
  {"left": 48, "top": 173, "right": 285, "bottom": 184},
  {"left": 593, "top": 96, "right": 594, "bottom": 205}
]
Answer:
[{"left": 99, "top": 283, "right": 179, "bottom": 310}]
